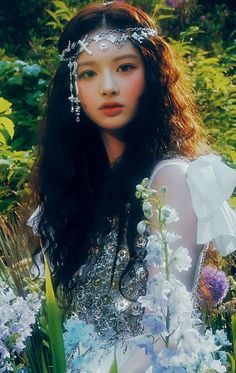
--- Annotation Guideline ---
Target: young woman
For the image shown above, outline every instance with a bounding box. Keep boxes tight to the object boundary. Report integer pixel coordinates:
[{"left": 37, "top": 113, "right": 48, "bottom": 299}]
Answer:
[{"left": 28, "top": 2, "right": 236, "bottom": 372}]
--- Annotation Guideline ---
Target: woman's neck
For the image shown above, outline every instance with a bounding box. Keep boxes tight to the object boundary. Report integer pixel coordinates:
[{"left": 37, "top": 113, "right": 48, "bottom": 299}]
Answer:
[{"left": 101, "top": 131, "right": 126, "bottom": 166}]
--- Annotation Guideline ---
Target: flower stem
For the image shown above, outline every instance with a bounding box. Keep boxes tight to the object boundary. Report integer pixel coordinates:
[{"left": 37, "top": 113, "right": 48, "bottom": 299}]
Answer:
[{"left": 163, "top": 237, "right": 171, "bottom": 347}]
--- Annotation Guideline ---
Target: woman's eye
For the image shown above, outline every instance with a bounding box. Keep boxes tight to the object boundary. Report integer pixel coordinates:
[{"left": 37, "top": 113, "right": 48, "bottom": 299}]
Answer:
[
  {"left": 118, "top": 64, "right": 136, "bottom": 72},
  {"left": 78, "top": 70, "right": 96, "bottom": 79}
]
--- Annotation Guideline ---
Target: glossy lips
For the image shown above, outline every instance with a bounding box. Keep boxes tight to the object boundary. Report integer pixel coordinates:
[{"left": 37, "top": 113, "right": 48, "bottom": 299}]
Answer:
[{"left": 99, "top": 102, "right": 124, "bottom": 116}]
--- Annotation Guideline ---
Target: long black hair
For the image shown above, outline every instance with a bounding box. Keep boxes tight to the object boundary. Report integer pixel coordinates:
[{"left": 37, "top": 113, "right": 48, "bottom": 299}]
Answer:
[{"left": 31, "top": 1, "right": 209, "bottom": 293}]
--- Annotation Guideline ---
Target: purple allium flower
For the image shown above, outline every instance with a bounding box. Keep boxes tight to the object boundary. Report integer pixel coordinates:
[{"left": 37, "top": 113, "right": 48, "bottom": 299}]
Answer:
[{"left": 198, "top": 266, "right": 229, "bottom": 306}]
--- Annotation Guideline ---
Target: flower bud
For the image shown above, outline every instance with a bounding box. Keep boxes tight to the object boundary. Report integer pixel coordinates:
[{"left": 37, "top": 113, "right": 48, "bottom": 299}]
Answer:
[{"left": 137, "top": 221, "right": 147, "bottom": 234}]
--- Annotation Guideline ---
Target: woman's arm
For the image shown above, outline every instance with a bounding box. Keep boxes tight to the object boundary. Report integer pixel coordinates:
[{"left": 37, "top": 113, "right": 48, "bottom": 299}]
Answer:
[
  {"left": 119, "top": 163, "right": 202, "bottom": 373},
  {"left": 148, "top": 163, "right": 203, "bottom": 289}
]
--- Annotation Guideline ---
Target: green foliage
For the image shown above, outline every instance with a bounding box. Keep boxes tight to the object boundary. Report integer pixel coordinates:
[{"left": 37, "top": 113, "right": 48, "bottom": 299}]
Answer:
[
  {"left": 228, "top": 314, "right": 236, "bottom": 372},
  {"left": 152, "top": 0, "right": 176, "bottom": 23},
  {"left": 0, "top": 97, "right": 34, "bottom": 215},
  {"left": 0, "top": 97, "right": 14, "bottom": 145},
  {"left": 46, "top": 1, "right": 77, "bottom": 32},
  {"left": 0, "top": 59, "right": 49, "bottom": 149},
  {"left": 150, "top": 2, "right": 236, "bottom": 171},
  {"left": 170, "top": 36, "right": 236, "bottom": 166},
  {"left": 0, "top": 215, "right": 66, "bottom": 372},
  {"left": 192, "top": 48, "right": 236, "bottom": 165}
]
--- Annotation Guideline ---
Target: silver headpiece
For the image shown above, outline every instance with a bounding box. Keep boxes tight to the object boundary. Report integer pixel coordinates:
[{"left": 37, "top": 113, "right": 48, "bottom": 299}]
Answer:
[{"left": 59, "top": 27, "right": 157, "bottom": 123}]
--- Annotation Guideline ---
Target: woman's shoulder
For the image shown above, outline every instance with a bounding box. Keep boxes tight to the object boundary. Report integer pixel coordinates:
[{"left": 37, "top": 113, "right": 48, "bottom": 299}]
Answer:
[
  {"left": 149, "top": 153, "right": 236, "bottom": 189},
  {"left": 149, "top": 154, "right": 236, "bottom": 257},
  {"left": 149, "top": 157, "right": 189, "bottom": 185}
]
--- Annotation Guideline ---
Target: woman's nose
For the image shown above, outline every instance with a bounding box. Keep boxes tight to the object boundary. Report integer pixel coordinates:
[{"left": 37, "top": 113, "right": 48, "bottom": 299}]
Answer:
[{"left": 99, "top": 71, "right": 119, "bottom": 96}]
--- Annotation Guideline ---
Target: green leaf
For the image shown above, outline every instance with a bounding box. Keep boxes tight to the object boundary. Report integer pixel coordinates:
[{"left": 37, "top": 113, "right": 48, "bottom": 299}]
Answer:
[
  {"left": 230, "top": 197, "right": 236, "bottom": 209},
  {"left": 8, "top": 75, "right": 23, "bottom": 86},
  {"left": 53, "top": 1, "right": 68, "bottom": 9},
  {"left": 43, "top": 252, "right": 66, "bottom": 373},
  {"left": 23, "top": 64, "right": 41, "bottom": 77},
  {"left": 0, "top": 98, "right": 12, "bottom": 115},
  {"left": 0, "top": 132, "right": 6, "bottom": 145},
  {"left": 109, "top": 355, "right": 118, "bottom": 373},
  {"left": 228, "top": 354, "right": 235, "bottom": 373},
  {"left": 232, "top": 314, "right": 236, "bottom": 363},
  {"left": 0, "top": 117, "right": 14, "bottom": 139},
  {"left": 158, "top": 15, "right": 175, "bottom": 20}
]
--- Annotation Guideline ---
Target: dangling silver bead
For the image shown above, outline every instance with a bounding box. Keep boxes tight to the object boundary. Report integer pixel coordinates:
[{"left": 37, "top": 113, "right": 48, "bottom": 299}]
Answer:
[
  {"left": 100, "top": 42, "right": 109, "bottom": 51},
  {"left": 74, "top": 97, "right": 81, "bottom": 123}
]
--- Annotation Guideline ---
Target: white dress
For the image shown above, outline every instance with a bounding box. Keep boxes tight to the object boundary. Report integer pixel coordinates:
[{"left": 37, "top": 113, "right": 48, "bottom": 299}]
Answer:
[{"left": 27, "top": 154, "right": 236, "bottom": 373}]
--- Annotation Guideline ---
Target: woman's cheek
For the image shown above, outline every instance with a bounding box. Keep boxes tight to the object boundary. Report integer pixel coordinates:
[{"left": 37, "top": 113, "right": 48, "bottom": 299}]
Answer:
[
  {"left": 126, "top": 74, "right": 145, "bottom": 98},
  {"left": 77, "top": 83, "right": 90, "bottom": 112}
]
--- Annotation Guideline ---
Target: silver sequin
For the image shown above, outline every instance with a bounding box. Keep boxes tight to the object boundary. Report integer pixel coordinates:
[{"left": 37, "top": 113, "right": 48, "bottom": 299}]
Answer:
[{"left": 73, "top": 219, "right": 148, "bottom": 349}]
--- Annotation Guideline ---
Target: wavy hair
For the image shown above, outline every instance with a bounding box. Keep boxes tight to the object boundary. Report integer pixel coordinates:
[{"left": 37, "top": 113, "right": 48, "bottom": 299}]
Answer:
[{"left": 31, "top": 1, "right": 210, "bottom": 294}]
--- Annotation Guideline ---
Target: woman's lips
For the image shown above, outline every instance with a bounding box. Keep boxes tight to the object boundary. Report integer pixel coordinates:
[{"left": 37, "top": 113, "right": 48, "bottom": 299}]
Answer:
[{"left": 100, "top": 106, "right": 124, "bottom": 116}]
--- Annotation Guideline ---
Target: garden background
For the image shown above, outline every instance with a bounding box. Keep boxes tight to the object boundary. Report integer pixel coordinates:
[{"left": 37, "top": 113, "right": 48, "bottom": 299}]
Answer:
[
  {"left": 0, "top": 0, "right": 235, "bottom": 216},
  {"left": 0, "top": 0, "right": 236, "bottom": 217},
  {"left": 0, "top": 0, "right": 236, "bottom": 372}
]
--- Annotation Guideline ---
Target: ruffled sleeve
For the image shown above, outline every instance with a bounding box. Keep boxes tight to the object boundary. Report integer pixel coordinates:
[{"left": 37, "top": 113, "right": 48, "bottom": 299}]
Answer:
[
  {"left": 27, "top": 205, "right": 43, "bottom": 236},
  {"left": 186, "top": 154, "right": 236, "bottom": 256}
]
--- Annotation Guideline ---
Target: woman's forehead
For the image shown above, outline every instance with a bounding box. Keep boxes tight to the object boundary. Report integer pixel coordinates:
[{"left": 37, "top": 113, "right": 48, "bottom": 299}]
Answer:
[{"left": 77, "top": 29, "right": 141, "bottom": 65}]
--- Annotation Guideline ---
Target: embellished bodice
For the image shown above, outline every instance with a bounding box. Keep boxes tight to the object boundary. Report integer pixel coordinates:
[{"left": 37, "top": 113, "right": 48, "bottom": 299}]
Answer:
[{"left": 73, "top": 219, "right": 148, "bottom": 346}]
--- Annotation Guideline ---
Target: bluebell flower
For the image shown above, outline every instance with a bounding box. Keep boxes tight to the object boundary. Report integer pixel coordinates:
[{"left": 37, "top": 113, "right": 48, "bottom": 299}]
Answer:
[
  {"left": 0, "top": 284, "right": 41, "bottom": 372},
  {"left": 63, "top": 315, "right": 102, "bottom": 372},
  {"left": 143, "top": 314, "right": 165, "bottom": 335}
]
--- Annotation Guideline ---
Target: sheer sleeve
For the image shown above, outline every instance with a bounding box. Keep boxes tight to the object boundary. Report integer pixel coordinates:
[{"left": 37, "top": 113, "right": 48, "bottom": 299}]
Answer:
[
  {"left": 148, "top": 158, "right": 203, "bottom": 291},
  {"left": 186, "top": 154, "right": 236, "bottom": 256}
]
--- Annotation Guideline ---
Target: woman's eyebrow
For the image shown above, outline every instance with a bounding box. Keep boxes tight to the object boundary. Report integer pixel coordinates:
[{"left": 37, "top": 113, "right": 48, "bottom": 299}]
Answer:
[{"left": 77, "top": 54, "right": 140, "bottom": 67}]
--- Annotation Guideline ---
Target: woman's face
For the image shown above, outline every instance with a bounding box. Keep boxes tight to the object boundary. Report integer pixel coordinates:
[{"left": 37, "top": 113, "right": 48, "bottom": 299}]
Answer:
[{"left": 76, "top": 28, "right": 145, "bottom": 131}]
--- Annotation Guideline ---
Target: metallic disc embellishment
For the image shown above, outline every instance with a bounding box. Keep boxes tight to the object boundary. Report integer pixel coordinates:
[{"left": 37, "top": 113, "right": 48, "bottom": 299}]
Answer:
[{"left": 100, "top": 42, "right": 109, "bottom": 51}]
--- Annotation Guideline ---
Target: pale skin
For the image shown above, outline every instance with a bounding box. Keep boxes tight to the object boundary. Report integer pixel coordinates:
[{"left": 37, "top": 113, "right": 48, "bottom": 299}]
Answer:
[
  {"left": 76, "top": 27, "right": 145, "bottom": 165},
  {"left": 76, "top": 28, "right": 201, "bottom": 373}
]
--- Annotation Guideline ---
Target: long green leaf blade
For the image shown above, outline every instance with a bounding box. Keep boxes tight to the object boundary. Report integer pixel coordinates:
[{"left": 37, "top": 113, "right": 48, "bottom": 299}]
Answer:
[{"left": 43, "top": 253, "right": 66, "bottom": 373}]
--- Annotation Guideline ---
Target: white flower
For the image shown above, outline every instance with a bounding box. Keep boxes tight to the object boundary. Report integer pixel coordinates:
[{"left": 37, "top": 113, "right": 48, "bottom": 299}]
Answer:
[
  {"left": 143, "top": 201, "right": 153, "bottom": 218},
  {"left": 160, "top": 185, "right": 168, "bottom": 194},
  {"left": 206, "top": 358, "right": 226, "bottom": 372},
  {"left": 200, "top": 329, "right": 221, "bottom": 354},
  {"left": 137, "top": 220, "right": 147, "bottom": 234},
  {"left": 214, "top": 329, "right": 231, "bottom": 347},
  {"left": 149, "top": 188, "right": 158, "bottom": 197},
  {"left": 178, "top": 328, "right": 202, "bottom": 356},
  {"left": 168, "top": 280, "right": 193, "bottom": 317},
  {"left": 136, "top": 184, "right": 143, "bottom": 192},
  {"left": 170, "top": 247, "right": 192, "bottom": 272},
  {"left": 135, "top": 181, "right": 228, "bottom": 372},
  {"left": 165, "top": 231, "right": 182, "bottom": 244},
  {"left": 138, "top": 294, "right": 157, "bottom": 311},
  {"left": 146, "top": 235, "right": 163, "bottom": 266},
  {"left": 160, "top": 206, "right": 179, "bottom": 224},
  {"left": 158, "top": 348, "right": 190, "bottom": 369}
]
